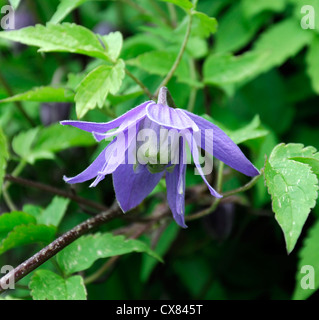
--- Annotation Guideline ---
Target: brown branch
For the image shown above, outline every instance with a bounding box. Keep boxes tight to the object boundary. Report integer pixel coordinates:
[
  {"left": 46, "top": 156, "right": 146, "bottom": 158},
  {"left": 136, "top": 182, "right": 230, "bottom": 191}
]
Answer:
[{"left": 0, "top": 203, "right": 122, "bottom": 293}]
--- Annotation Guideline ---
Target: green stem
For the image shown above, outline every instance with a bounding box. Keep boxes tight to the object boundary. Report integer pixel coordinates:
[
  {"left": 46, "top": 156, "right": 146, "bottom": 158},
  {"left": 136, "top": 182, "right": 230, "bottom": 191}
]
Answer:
[
  {"left": 2, "top": 187, "right": 17, "bottom": 211},
  {"left": 154, "top": 14, "right": 193, "bottom": 97},
  {"left": 222, "top": 172, "right": 263, "bottom": 198}
]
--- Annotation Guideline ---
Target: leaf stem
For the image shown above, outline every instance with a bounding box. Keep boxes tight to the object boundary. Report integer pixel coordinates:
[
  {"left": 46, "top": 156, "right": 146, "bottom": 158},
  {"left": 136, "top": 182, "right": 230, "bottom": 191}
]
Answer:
[
  {"left": 222, "top": 171, "right": 263, "bottom": 198},
  {"left": 125, "top": 68, "right": 153, "bottom": 99},
  {"left": 154, "top": 13, "right": 193, "bottom": 97}
]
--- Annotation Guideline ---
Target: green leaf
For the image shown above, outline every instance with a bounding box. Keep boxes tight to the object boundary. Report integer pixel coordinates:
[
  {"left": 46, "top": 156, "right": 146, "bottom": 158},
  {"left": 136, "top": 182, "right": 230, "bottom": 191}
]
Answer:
[
  {"left": 50, "top": 0, "right": 91, "bottom": 24},
  {"left": 203, "top": 115, "right": 269, "bottom": 145},
  {"left": 228, "top": 115, "right": 269, "bottom": 145},
  {"left": 12, "top": 124, "right": 96, "bottom": 164},
  {"left": 192, "top": 11, "right": 218, "bottom": 38},
  {"left": 33, "top": 123, "right": 96, "bottom": 155},
  {"left": 127, "top": 50, "right": 202, "bottom": 88},
  {"left": 56, "top": 233, "right": 163, "bottom": 275},
  {"left": 293, "top": 220, "right": 319, "bottom": 300},
  {"left": 253, "top": 18, "right": 312, "bottom": 75},
  {"left": 214, "top": 2, "right": 266, "bottom": 54},
  {"left": 100, "top": 31, "right": 123, "bottom": 62},
  {"left": 0, "top": 127, "right": 9, "bottom": 197},
  {"left": 9, "top": 0, "right": 21, "bottom": 10},
  {"left": 264, "top": 144, "right": 319, "bottom": 253},
  {"left": 37, "top": 197, "right": 70, "bottom": 227},
  {"left": 159, "top": 0, "right": 194, "bottom": 12},
  {"left": 12, "top": 127, "right": 43, "bottom": 164},
  {"left": 203, "top": 51, "right": 268, "bottom": 87},
  {"left": 306, "top": 36, "right": 319, "bottom": 95},
  {"left": 30, "top": 270, "right": 87, "bottom": 300},
  {"left": 75, "top": 60, "right": 125, "bottom": 118},
  {"left": 241, "top": 0, "right": 287, "bottom": 18},
  {"left": 0, "top": 86, "right": 74, "bottom": 103},
  {"left": 0, "top": 224, "right": 56, "bottom": 255},
  {"left": 0, "top": 211, "right": 36, "bottom": 241},
  {"left": 0, "top": 23, "right": 110, "bottom": 61}
]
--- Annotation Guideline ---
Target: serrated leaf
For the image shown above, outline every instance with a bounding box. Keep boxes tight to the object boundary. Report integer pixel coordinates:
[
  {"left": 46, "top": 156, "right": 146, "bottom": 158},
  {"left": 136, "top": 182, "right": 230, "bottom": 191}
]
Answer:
[
  {"left": 203, "top": 51, "right": 268, "bottom": 86},
  {"left": 159, "top": 0, "right": 194, "bottom": 12},
  {"left": 0, "top": 23, "right": 111, "bottom": 61},
  {"left": 192, "top": 12, "right": 218, "bottom": 38},
  {"left": 253, "top": 18, "right": 312, "bottom": 75},
  {"left": 100, "top": 31, "right": 123, "bottom": 62},
  {"left": 56, "top": 233, "right": 163, "bottom": 275},
  {"left": 264, "top": 143, "right": 319, "bottom": 253},
  {"left": 293, "top": 220, "right": 319, "bottom": 300},
  {"left": 0, "top": 211, "right": 36, "bottom": 241},
  {"left": 306, "top": 35, "right": 319, "bottom": 94},
  {"left": 0, "top": 86, "right": 74, "bottom": 104},
  {"left": 37, "top": 197, "right": 70, "bottom": 227},
  {"left": 75, "top": 60, "right": 125, "bottom": 118},
  {"left": 30, "top": 270, "right": 87, "bottom": 300},
  {"left": 0, "top": 224, "right": 56, "bottom": 255},
  {"left": 0, "top": 127, "right": 9, "bottom": 197}
]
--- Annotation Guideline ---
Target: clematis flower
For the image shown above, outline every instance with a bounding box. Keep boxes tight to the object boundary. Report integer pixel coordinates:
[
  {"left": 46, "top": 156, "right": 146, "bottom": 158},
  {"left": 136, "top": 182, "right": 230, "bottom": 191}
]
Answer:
[{"left": 61, "top": 87, "right": 259, "bottom": 227}]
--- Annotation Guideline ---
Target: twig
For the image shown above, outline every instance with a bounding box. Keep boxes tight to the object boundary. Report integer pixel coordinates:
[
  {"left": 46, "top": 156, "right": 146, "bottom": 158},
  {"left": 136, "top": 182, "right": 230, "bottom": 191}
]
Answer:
[
  {"left": 0, "top": 203, "right": 122, "bottom": 293},
  {"left": 4, "top": 174, "right": 108, "bottom": 212}
]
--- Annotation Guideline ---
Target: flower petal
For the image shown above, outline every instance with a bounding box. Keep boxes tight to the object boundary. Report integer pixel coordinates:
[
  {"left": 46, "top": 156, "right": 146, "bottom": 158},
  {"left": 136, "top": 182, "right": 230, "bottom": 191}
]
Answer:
[
  {"left": 184, "top": 132, "right": 222, "bottom": 198},
  {"left": 184, "top": 111, "right": 260, "bottom": 177},
  {"left": 113, "top": 164, "right": 164, "bottom": 212},
  {"left": 166, "top": 143, "right": 187, "bottom": 228},
  {"left": 98, "top": 127, "right": 138, "bottom": 176},
  {"left": 146, "top": 103, "right": 199, "bottom": 131},
  {"left": 63, "top": 140, "right": 115, "bottom": 184},
  {"left": 60, "top": 100, "right": 151, "bottom": 135}
]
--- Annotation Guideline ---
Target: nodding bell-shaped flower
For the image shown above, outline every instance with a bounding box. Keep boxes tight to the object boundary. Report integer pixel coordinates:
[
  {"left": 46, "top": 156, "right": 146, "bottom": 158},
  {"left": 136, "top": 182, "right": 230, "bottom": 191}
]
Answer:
[{"left": 61, "top": 87, "right": 259, "bottom": 228}]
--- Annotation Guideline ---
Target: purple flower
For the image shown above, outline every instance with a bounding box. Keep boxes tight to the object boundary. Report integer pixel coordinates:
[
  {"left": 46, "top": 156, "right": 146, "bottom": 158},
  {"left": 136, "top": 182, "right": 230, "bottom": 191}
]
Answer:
[{"left": 61, "top": 87, "right": 259, "bottom": 227}]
